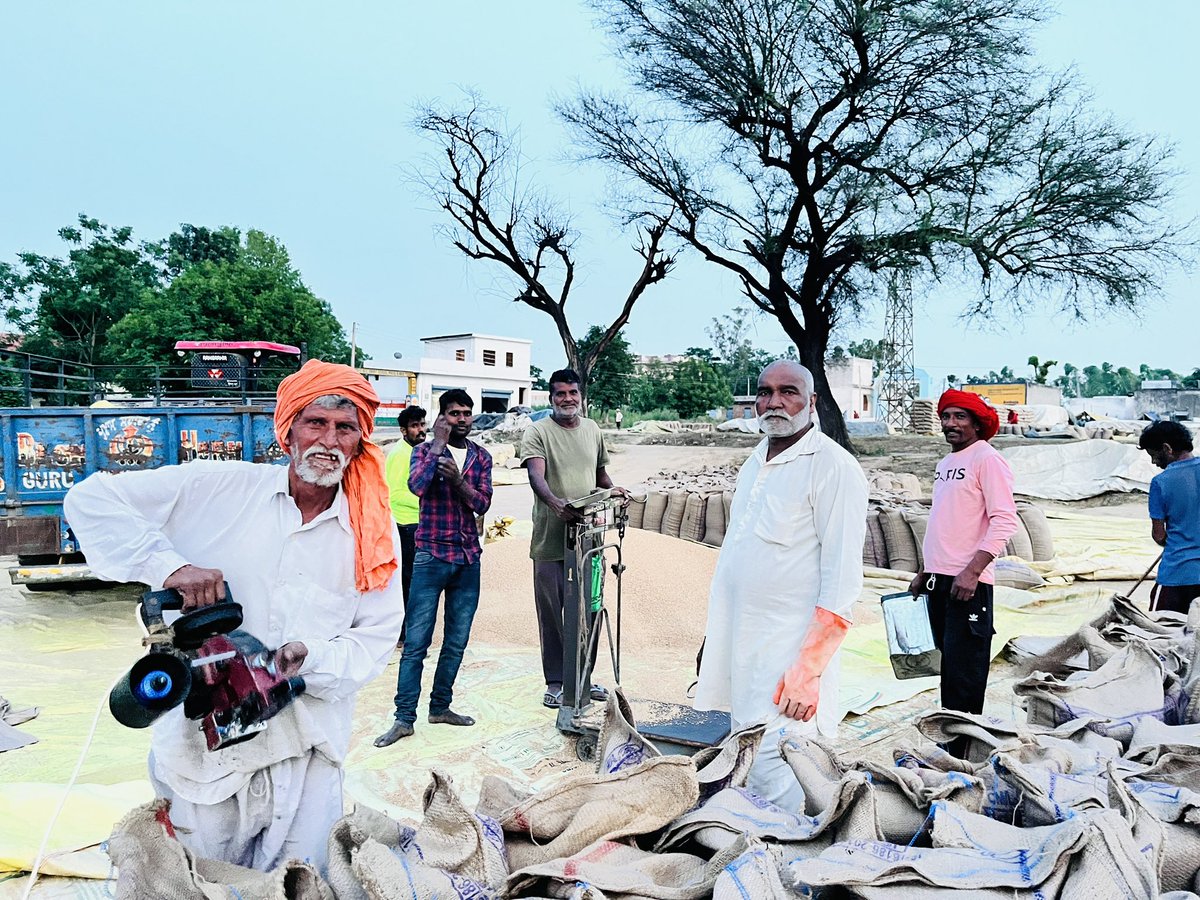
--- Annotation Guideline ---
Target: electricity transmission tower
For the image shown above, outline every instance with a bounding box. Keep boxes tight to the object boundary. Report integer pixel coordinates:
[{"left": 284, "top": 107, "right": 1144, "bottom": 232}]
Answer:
[{"left": 879, "top": 269, "right": 916, "bottom": 430}]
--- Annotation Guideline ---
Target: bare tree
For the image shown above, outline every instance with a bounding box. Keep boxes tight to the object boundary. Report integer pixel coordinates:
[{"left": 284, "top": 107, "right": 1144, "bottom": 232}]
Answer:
[
  {"left": 561, "top": 0, "right": 1189, "bottom": 448},
  {"left": 414, "top": 100, "right": 676, "bottom": 397}
]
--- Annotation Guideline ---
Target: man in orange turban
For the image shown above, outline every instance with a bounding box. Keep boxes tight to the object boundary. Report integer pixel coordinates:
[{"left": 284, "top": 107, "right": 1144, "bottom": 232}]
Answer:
[{"left": 64, "top": 358, "right": 404, "bottom": 873}]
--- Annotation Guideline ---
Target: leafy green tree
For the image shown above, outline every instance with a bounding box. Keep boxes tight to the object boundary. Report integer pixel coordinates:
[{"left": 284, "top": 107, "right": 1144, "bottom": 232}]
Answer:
[
  {"left": 672, "top": 356, "right": 733, "bottom": 419},
  {"left": 564, "top": 0, "right": 1187, "bottom": 449},
  {"left": 530, "top": 365, "right": 549, "bottom": 391},
  {"left": 576, "top": 325, "right": 635, "bottom": 413},
  {"left": 106, "top": 230, "right": 349, "bottom": 393},
  {"left": 843, "top": 339, "right": 895, "bottom": 379},
  {"left": 705, "top": 308, "right": 772, "bottom": 396},
  {"left": 629, "top": 361, "right": 675, "bottom": 412},
  {"left": 1028, "top": 356, "right": 1058, "bottom": 384},
  {"left": 0, "top": 215, "right": 161, "bottom": 366}
]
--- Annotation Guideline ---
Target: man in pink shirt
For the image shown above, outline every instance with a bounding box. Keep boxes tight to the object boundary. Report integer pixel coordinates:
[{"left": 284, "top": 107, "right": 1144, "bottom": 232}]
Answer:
[{"left": 909, "top": 390, "right": 1018, "bottom": 736}]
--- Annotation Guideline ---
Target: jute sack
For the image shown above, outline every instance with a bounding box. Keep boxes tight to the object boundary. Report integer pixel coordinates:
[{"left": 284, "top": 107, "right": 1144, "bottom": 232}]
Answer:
[
  {"left": 506, "top": 837, "right": 745, "bottom": 900},
  {"left": 595, "top": 689, "right": 660, "bottom": 775},
  {"left": 878, "top": 508, "right": 919, "bottom": 573},
  {"left": 625, "top": 493, "right": 646, "bottom": 529},
  {"left": 105, "top": 799, "right": 332, "bottom": 900},
  {"left": 1126, "top": 717, "right": 1200, "bottom": 765},
  {"left": 711, "top": 841, "right": 792, "bottom": 899},
  {"left": 328, "top": 771, "right": 507, "bottom": 900},
  {"left": 660, "top": 490, "right": 688, "bottom": 538},
  {"left": 1004, "top": 515, "right": 1034, "bottom": 561},
  {"left": 701, "top": 494, "right": 726, "bottom": 547},
  {"left": 789, "top": 802, "right": 1156, "bottom": 899},
  {"left": 496, "top": 756, "right": 699, "bottom": 870},
  {"left": 1015, "top": 640, "right": 1170, "bottom": 745},
  {"left": 862, "top": 511, "right": 887, "bottom": 568},
  {"left": 721, "top": 491, "right": 732, "bottom": 528},
  {"left": 854, "top": 760, "right": 986, "bottom": 843},
  {"left": 643, "top": 491, "right": 668, "bottom": 532},
  {"left": 1017, "top": 502, "right": 1055, "bottom": 561},
  {"left": 993, "top": 558, "right": 1046, "bottom": 591},
  {"left": 691, "top": 722, "right": 765, "bottom": 803},
  {"left": 915, "top": 709, "right": 1125, "bottom": 763},
  {"left": 655, "top": 776, "right": 879, "bottom": 857},
  {"left": 899, "top": 509, "right": 928, "bottom": 570},
  {"left": 679, "top": 492, "right": 707, "bottom": 542}
]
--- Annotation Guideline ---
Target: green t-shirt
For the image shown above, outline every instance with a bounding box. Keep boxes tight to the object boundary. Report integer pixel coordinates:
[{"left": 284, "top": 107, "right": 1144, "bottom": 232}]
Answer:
[
  {"left": 385, "top": 441, "right": 420, "bottom": 526},
  {"left": 521, "top": 416, "right": 610, "bottom": 561}
]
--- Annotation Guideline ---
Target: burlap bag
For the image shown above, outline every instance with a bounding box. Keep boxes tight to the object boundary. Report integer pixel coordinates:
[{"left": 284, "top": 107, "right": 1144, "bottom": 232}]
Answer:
[
  {"left": 595, "top": 690, "right": 660, "bottom": 775},
  {"left": 1127, "top": 718, "right": 1200, "bottom": 765},
  {"left": 899, "top": 508, "right": 928, "bottom": 569},
  {"left": 105, "top": 799, "right": 332, "bottom": 900},
  {"left": 1004, "top": 515, "right": 1034, "bottom": 561},
  {"left": 327, "top": 771, "right": 507, "bottom": 900},
  {"left": 701, "top": 494, "right": 725, "bottom": 547},
  {"left": 878, "top": 508, "right": 918, "bottom": 573},
  {"left": 788, "top": 802, "right": 1157, "bottom": 898},
  {"left": 1015, "top": 640, "right": 1171, "bottom": 745},
  {"left": 678, "top": 492, "right": 707, "bottom": 542},
  {"left": 855, "top": 760, "right": 986, "bottom": 843},
  {"left": 642, "top": 491, "right": 668, "bottom": 532},
  {"left": 655, "top": 776, "right": 881, "bottom": 858},
  {"left": 720, "top": 491, "right": 732, "bottom": 527},
  {"left": 917, "top": 709, "right": 1125, "bottom": 766},
  {"left": 862, "top": 511, "right": 887, "bottom": 568},
  {"left": 660, "top": 490, "right": 688, "bottom": 538},
  {"left": 1017, "top": 503, "right": 1055, "bottom": 561},
  {"left": 625, "top": 494, "right": 646, "bottom": 529},
  {"left": 711, "top": 840, "right": 792, "bottom": 899},
  {"left": 496, "top": 756, "right": 699, "bottom": 870},
  {"left": 506, "top": 837, "right": 746, "bottom": 899},
  {"left": 691, "top": 722, "right": 764, "bottom": 803}
]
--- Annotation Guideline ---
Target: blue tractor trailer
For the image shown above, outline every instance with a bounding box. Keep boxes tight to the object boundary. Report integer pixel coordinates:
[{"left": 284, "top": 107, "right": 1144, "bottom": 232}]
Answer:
[{"left": 0, "top": 405, "right": 287, "bottom": 585}]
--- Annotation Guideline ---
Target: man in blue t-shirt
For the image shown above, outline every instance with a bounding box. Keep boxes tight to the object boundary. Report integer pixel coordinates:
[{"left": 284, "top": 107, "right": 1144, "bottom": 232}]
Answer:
[{"left": 1139, "top": 421, "right": 1200, "bottom": 615}]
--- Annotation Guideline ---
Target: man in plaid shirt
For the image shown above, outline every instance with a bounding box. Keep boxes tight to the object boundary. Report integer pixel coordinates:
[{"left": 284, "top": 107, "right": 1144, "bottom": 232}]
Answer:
[{"left": 375, "top": 388, "right": 493, "bottom": 745}]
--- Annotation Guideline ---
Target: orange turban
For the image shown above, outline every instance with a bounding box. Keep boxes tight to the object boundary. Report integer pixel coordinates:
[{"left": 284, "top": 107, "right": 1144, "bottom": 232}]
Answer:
[{"left": 274, "top": 359, "right": 397, "bottom": 593}]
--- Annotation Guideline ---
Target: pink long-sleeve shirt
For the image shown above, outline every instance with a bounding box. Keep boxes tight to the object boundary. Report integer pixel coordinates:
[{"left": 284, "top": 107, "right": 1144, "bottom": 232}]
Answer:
[{"left": 922, "top": 439, "right": 1019, "bottom": 584}]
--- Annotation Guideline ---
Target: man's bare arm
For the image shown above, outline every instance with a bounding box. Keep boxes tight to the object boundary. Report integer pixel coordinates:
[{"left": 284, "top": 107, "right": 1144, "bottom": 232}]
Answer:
[
  {"left": 527, "top": 457, "right": 581, "bottom": 522},
  {"left": 1152, "top": 519, "right": 1167, "bottom": 547}
]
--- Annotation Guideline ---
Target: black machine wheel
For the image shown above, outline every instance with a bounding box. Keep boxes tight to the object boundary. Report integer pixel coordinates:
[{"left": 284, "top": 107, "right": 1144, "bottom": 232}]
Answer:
[{"left": 575, "top": 733, "right": 597, "bottom": 762}]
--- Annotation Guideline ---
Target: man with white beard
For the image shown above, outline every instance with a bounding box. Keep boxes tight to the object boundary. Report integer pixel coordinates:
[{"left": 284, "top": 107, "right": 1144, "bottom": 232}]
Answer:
[
  {"left": 64, "top": 360, "right": 405, "bottom": 872},
  {"left": 694, "top": 360, "right": 868, "bottom": 808}
]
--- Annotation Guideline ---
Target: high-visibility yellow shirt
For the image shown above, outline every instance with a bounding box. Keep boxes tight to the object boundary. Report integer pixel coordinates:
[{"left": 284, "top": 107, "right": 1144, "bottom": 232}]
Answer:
[{"left": 385, "top": 441, "right": 420, "bottom": 526}]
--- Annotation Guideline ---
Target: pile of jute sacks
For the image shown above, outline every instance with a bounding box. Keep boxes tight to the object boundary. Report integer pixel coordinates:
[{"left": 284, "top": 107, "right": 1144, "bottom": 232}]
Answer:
[
  {"left": 626, "top": 472, "right": 1056, "bottom": 587},
  {"left": 105, "top": 593, "right": 1200, "bottom": 898}
]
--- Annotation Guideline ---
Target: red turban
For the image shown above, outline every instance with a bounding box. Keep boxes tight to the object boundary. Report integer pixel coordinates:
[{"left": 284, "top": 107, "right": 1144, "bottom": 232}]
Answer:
[
  {"left": 937, "top": 389, "right": 1000, "bottom": 441},
  {"left": 274, "top": 360, "right": 397, "bottom": 593}
]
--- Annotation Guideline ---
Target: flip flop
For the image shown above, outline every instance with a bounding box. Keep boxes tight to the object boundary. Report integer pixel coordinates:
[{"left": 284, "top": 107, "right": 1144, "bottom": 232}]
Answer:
[
  {"left": 542, "top": 687, "right": 564, "bottom": 708},
  {"left": 590, "top": 684, "right": 609, "bottom": 701}
]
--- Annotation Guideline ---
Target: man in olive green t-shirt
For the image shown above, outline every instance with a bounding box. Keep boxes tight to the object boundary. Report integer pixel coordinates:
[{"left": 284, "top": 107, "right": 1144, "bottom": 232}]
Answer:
[{"left": 520, "top": 368, "right": 626, "bottom": 708}]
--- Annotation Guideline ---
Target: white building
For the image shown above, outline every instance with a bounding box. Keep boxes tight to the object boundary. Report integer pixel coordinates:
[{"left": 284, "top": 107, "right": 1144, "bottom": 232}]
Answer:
[
  {"left": 827, "top": 356, "right": 875, "bottom": 419},
  {"left": 359, "top": 333, "right": 534, "bottom": 421},
  {"left": 415, "top": 334, "right": 533, "bottom": 414}
]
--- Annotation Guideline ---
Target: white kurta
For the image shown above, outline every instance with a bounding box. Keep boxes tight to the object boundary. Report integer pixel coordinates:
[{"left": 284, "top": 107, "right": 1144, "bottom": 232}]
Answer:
[
  {"left": 694, "top": 426, "right": 868, "bottom": 738},
  {"left": 63, "top": 461, "right": 405, "bottom": 806}
]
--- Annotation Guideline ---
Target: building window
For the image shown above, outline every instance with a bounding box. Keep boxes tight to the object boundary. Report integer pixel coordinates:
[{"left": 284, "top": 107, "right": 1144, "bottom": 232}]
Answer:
[
  {"left": 455, "top": 349, "right": 465, "bottom": 362},
  {"left": 483, "top": 349, "right": 496, "bottom": 366},
  {"left": 505, "top": 351, "right": 514, "bottom": 367}
]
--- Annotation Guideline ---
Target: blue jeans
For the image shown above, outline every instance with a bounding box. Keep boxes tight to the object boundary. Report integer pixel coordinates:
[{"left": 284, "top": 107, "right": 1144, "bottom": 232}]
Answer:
[{"left": 391, "top": 550, "right": 481, "bottom": 724}]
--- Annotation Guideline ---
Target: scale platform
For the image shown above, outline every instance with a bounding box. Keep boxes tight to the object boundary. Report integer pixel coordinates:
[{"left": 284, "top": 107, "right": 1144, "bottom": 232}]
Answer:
[{"left": 564, "top": 696, "right": 731, "bottom": 761}]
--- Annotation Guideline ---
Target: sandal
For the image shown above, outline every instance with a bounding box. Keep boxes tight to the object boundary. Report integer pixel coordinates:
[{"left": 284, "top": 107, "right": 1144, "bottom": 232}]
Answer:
[
  {"left": 589, "top": 684, "right": 609, "bottom": 702},
  {"left": 542, "top": 687, "right": 564, "bottom": 708}
]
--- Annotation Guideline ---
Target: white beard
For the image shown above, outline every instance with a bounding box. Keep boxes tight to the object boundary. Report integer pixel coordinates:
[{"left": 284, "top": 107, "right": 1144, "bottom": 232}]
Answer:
[
  {"left": 758, "top": 408, "right": 810, "bottom": 437},
  {"left": 291, "top": 444, "right": 348, "bottom": 487}
]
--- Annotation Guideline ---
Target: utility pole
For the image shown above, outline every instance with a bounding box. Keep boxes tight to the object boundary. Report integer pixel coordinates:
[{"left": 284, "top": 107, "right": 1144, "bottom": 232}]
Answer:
[{"left": 350, "top": 322, "right": 358, "bottom": 368}]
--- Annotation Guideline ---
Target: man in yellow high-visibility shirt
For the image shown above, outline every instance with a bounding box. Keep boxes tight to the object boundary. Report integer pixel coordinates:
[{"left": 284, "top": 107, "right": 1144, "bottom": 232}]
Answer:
[{"left": 385, "top": 406, "right": 427, "bottom": 629}]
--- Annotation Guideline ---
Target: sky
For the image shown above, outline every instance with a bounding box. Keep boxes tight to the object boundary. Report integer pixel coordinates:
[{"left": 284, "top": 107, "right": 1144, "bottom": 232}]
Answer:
[{"left": 1, "top": 1, "right": 1196, "bottom": 385}]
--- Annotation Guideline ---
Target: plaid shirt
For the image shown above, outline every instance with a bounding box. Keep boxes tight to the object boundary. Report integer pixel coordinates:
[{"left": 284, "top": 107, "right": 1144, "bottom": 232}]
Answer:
[{"left": 408, "top": 439, "right": 493, "bottom": 565}]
